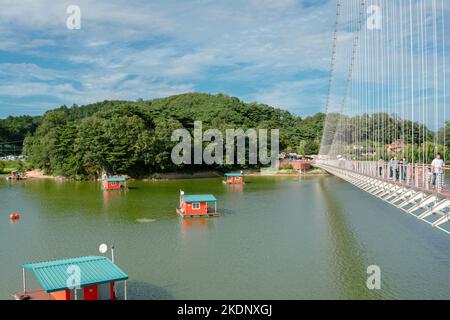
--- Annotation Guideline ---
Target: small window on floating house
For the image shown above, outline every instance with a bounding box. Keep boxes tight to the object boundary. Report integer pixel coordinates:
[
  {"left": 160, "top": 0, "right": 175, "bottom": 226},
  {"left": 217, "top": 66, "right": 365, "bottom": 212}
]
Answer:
[{"left": 192, "top": 203, "right": 200, "bottom": 210}]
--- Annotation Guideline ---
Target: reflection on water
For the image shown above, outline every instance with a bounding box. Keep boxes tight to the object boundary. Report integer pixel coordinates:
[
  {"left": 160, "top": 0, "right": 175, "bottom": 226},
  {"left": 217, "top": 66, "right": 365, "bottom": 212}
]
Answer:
[
  {"left": 317, "top": 178, "right": 381, "bottom": 299},
  {"left": 102, "top": 189, "right": 127, "bottom": 204},
  {"left": 224, "top": 183, "right": 243, "bottom": 192},
  {"left": 179, "top": 217, "right": 210, "bottom": 236},
  {"left": 0, "top": 176, "right": 449, "bottom": 299}
]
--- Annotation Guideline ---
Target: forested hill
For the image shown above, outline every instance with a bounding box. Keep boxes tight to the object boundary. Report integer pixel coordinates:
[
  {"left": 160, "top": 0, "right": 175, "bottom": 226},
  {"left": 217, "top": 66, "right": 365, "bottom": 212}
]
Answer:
[
  {"left": 0, "top": 115, "right": 42, "bottom": 143},
  {"left": 21, "top": 93, "right": 325, "bottom": 178}
]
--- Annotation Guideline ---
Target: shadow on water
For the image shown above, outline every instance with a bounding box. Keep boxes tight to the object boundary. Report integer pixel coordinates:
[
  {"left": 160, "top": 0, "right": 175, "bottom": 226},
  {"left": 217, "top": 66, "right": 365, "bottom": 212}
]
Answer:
[
  {"left": 115, "top": 280, "right": 174, "bottom": 300},
  {"left": 317, "top": 177, "right": 383, "bottom": 299}
]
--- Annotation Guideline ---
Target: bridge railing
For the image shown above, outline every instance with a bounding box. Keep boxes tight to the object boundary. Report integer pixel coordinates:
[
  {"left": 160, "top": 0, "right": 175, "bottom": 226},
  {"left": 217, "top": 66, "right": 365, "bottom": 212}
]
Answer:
[{"left": 318, "top": 160, "right": 449, "bottom": 197}]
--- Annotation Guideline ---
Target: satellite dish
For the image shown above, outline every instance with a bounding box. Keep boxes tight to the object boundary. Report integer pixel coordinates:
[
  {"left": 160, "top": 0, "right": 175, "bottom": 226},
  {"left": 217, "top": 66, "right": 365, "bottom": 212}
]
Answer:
[{"left": 99, "top": 243, "right": 108, "bottom": 254}]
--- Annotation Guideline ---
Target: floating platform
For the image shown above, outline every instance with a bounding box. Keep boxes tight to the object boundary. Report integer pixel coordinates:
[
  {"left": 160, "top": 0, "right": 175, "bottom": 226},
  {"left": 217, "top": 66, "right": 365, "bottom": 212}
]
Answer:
[
  {"left": 176, "top": 207, "right": 220, "bottom": 218},
  {"left": 13, "top": 290, "right": 52, "bottom": 300},
  {"left": 7, "top": 171, "right": 27, "bottom": 180},
  {"left": 7, "top": 176, "right": 27, "bottom": 180},
  {"left": 222, "top": 181, "right": 245, "bottom": 185},
  {"left": 102, "top": 187, "right": 127, "bottom": 191}
]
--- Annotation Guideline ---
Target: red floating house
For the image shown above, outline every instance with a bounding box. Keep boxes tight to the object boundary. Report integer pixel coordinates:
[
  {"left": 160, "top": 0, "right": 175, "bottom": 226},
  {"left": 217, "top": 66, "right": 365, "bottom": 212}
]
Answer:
[
  {"left": 176, "top": 191, "right": 220, "bottom": 217},
  {"left": 102, "top": 177, "right": 127, "bottom": 190},
  {"left": 14, "top": 256, "right": 128, "bottom": 300},
  {"left": 223, "top": 172, "right": 244, "bottom": 184}
]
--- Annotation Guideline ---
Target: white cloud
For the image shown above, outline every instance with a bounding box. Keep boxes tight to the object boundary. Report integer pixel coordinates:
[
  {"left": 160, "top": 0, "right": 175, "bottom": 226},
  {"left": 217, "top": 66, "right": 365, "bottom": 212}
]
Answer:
[
  {"left": 0, "top": 0, "right": 337, "bottom": 116},
  {"left": 248, "top": 78, "right": 329, "bottom": 115},
  {"left": 0, "top": 0, "right": 448, "bottom": 123}
]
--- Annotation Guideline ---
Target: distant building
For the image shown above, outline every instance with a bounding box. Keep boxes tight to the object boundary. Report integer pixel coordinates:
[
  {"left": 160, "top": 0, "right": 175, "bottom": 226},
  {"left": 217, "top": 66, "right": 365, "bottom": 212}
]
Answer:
[
  {"left": 276, "top": 159, "right": 312, "bottom": 171},
  {"left": 387, "top": 140, "right": 405, "bottom": 153},
  {"left": 362, "top": 147, "right": 376, "bottom": 156}
]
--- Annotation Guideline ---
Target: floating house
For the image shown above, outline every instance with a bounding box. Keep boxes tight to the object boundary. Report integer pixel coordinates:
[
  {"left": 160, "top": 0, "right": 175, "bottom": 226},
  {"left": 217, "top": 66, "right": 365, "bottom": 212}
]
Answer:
[
  {"left": 102, "top": 177, "right": 127, "bottom": 190},
  {"left": 14, "top": 256, "right": 128, "bottom": 300},
  {"left": 223, "top": 172, "right": 244, "bottom": 184},
  {"left": 176, "top": 192, "right": 220, "bottom": 217}
]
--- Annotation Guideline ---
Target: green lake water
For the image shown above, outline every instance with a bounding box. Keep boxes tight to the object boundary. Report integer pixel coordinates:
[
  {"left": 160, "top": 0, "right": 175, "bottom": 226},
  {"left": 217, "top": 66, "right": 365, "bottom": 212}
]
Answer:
[{"left": 0, "top": 175, "right": 449, "bottom": 299}]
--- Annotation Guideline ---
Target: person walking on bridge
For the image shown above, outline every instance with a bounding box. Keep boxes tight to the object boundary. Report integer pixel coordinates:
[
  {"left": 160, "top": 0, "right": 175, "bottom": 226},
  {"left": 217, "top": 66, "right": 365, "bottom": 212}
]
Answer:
[
  {"left": 394, "top": 157, "right": 400, "bottom": 180},
  {"left": 400, "top": 157, "right": 408, "bottom": 181},
  {"left": 389, "top": 157, "right": 394, "bottom": 179},
  {"left": 431, "top": 153, "right": 444, "bottom": 190}
]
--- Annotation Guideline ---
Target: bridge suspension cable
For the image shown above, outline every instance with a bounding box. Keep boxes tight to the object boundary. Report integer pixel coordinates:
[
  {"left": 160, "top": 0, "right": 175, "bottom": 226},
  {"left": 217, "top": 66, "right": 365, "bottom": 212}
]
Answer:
[{"left": 318, "top": 0, "right": 449, "bottom": 234}]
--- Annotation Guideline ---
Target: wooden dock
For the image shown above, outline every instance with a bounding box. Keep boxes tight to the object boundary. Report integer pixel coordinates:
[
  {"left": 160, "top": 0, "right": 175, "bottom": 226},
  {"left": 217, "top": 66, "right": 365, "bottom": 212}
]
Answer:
[
  {"left": 176, "top": 207, "right": 220, "bottom": 218},
  {"left": 222, "top": 181, "right": 244, "bottom": 185}
]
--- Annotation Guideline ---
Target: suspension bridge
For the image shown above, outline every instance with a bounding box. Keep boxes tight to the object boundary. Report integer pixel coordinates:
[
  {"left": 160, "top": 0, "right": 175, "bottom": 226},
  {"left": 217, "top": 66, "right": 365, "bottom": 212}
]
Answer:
[{"left": 317, "top": 0, "right": 449, "bottom": 234}]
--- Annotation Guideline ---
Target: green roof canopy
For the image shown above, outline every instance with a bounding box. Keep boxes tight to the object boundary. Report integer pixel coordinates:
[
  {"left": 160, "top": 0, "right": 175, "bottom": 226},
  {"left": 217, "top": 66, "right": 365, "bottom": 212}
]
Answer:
[
  {"left": 22, "top": 256, "right": 128, "bottom": 293},
  {"left": 224, "top": 173, "right": 243, "bottom": 177},
  {"left": 182, "top": 194, "right": 217, "bottom": 203},
  {"left": 105, "top": 177, "right": 126, "bottom": 182}
]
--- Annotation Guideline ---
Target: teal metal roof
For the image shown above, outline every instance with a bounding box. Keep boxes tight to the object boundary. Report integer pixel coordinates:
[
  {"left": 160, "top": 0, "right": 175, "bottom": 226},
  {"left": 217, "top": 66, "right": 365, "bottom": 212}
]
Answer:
[
  {"left": 22, "top": 256, "right": 128, "bottom": 293},
  {"left": 182, "top": 194, "right": 217, "bottom": 203},
  {"left": 105, "top": 177, "right": 126, "bottom": 182},
  {"left": 224, "top": 173, "right": 243, "bottom": 177}
]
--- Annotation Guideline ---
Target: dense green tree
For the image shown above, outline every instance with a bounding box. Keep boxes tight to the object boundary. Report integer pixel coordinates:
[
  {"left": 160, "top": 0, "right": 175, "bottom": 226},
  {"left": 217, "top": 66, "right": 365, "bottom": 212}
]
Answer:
[
  {"left": 14, "top": 92, "right": 447, "bottom": 178},
  {"left": 0, "top": 115, "right": 42, "bottom": 142}
]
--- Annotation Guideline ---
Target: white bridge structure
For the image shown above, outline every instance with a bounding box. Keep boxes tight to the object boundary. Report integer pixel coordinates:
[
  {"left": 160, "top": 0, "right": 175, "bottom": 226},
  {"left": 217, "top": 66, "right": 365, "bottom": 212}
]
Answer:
[
  {"left": 318, "top": 0, "right": 449, "bottom": 234},
  {"left": 318, "top": 161, "right": 450, "bottom": 234}
]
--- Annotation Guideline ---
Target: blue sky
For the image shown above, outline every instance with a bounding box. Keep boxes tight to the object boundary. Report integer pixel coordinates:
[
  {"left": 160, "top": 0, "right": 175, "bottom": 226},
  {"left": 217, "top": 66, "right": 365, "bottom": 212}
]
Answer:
[
  {"left": 0, "top": 0, "right": 448, "bottom": 125},
  {"left": 0, "top": 0, "right": 337, "bottom": 118}
]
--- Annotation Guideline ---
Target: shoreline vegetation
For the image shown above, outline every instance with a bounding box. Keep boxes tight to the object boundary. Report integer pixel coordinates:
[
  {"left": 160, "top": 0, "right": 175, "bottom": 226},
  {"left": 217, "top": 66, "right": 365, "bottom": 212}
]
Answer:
[
  {"left": 1, "top": 93, "right": 448, "bottom": 180},
  {"left": 14, "top": 92, "right": 326, "bottom": 179},
  {"left": 3, "top": 167, "right": 328, "bottom": 181}
]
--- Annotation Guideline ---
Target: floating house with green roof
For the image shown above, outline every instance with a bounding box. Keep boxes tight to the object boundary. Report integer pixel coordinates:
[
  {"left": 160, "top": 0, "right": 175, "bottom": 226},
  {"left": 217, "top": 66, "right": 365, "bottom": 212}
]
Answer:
[
  {"left": 102, "top": 177, "right": 127, "bottom": 190},
  {"left": 14, "top": 256, "right": 128, "bottom": 300},
  {"left": 177, "top": 191, "right": 220, "bottom": 217},
  {"left": 223, "top": 172, "right": 244, "bottom": 184}
]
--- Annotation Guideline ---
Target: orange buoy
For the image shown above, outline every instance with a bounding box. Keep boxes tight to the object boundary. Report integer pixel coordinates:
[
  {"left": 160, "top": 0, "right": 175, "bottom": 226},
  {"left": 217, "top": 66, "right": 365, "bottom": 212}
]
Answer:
[{"left": 9, "top": 213, "right": 20, "bottom": 220}]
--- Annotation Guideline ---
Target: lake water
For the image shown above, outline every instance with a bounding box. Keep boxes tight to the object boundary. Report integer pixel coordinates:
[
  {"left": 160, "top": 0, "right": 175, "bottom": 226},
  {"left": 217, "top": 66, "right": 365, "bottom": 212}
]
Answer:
[{"left": 0, "top": 175, "right": 449, "bottom": 299}]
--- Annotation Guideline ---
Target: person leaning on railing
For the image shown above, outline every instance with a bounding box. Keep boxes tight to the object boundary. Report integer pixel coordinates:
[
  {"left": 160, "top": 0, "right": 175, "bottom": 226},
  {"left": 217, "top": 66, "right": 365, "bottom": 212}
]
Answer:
[{"left": 431, "top": 153, "right": 444, "bottom": 190}]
